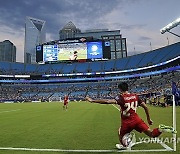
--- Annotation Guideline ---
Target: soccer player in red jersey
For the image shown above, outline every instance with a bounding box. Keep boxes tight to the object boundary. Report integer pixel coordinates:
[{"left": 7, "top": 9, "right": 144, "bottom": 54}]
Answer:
[
  {"left": 63, "top": 95, "right": 69, "bottom": 110},
  {"left": 86, "top": 82, "right": 176, "bottom": 149}
]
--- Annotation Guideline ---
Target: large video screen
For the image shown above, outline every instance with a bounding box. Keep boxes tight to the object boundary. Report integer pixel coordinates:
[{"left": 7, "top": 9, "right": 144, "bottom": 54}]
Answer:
[
  {"left": 87, "top": 42, "right": 102, "bottom": 59},
  {"left": 42, "top": 41, "right": 103, "bottom": 62},
  {"left": 58, "top": 43, "right": 87, "bottom": 60}
]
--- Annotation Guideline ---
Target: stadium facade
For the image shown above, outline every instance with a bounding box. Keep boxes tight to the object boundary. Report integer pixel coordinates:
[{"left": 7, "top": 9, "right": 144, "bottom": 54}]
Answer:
[
  {"left": 24, "top": 16, "right": 46, "bottom": 64},
  {"left": 0, "top": 40, "right": 16, "bottom": 62},
  {"left": 58, "top": 21, "right": 127, "bottom": 59}
]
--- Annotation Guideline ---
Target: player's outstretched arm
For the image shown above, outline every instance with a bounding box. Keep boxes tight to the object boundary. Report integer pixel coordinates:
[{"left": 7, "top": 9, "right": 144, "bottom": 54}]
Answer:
[
  {"left": 85, "top": 96, "right": 117, "bottom": 104},
  {"left": 141, "top": 102, "right": 153, "bottom": 125}
]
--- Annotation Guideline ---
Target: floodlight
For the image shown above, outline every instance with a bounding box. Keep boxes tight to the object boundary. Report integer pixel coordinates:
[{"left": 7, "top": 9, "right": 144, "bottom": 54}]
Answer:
[{"left": 160, "top": 18, "right": 180, "bottom": 37}]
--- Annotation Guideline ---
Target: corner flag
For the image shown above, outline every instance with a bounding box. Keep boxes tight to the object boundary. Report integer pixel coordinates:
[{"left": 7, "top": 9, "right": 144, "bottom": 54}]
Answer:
[
  {"left": 172, "top": 82, "right": 178, "bottom": 95},
  {"left": 172, "top": 82, "right": 180, "bottom": 104},
  {"left": 172, "top": 82, "right": 179, "bottom": 151}
]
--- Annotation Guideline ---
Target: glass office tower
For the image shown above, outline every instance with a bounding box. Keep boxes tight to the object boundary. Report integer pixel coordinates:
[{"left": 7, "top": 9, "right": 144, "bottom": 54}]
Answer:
[
  {"left": 0, "top": 40, "right": 16, "bottom": 62},
  {"left": 24, "top": 16, "right": 46, "bottom": 63},
  {"left": 59, "top": 21, "right": 81, "bottom": 40}
]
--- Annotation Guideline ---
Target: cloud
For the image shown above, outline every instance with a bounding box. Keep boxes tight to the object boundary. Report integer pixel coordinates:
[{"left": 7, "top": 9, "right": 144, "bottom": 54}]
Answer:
[
  {"left": 0, "top": 0, "right": 121, "bottom": 37},
  {"left": 0, "top": 0, "right": 179, "bottom": 62},
  {"left": 0, "top": 0, "right": 121, "bottom": 62},
  {"left": 138, "top": 36, "right": 151, "bottom": 41}
]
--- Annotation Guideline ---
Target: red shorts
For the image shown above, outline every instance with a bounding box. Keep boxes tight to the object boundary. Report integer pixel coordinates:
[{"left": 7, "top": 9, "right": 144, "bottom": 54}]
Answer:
[
  {"left": 120, "top": 116, "right": 149, "bottom": 138},
  {"left": 64, "top": 102, "right": 68, "bottom": 105}
]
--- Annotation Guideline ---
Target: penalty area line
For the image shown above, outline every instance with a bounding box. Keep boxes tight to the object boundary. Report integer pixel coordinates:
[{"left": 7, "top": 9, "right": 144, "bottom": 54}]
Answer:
[{"left": 0, "top": 147, "right": 173, "bottom": 153}]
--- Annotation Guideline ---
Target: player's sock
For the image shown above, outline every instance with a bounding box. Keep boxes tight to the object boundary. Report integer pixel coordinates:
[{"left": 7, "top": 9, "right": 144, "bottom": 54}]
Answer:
[
  {"left": 152, "top": 128, "right": 162, "bottom": 137},
  {"left": 159, "top": 124, "right": 177, "bottom": 134}
]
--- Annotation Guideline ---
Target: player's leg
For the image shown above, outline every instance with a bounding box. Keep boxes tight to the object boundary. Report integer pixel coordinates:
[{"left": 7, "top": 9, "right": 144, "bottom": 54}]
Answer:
[
  {"left": 134, "top": 119, "right": 161, "bottom": 137},
  {"left": 143, "top": 125, "right": 176, "bottom": 137},
  {"left": 66, "top": 103, "right": 68, "bottom": 110},
  {"left": 116, "top": 127, "right": 127, "bottom": 150},
  {"left": 135, "top": 118, "right": 176, "bottom": 137},
  {"left": 63, "top": 102, "right": 66, "bottom": 110},
  {"left": 116, "top": 124, "right": 133, "bottom": 149},
  {"left": 143, "top": 128, "right": 162, "bottom": 137}
]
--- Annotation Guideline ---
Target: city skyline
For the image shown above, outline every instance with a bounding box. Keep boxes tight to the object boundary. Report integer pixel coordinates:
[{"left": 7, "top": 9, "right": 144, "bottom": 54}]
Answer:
[{"left": 0, "top": 0, "right": 179, "bottom": 62}]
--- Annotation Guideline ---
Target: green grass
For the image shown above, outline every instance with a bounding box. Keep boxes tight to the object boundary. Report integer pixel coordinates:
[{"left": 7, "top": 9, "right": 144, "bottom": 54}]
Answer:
[{"left": 0, "top": 102, "right": 179, "bottom": 154}]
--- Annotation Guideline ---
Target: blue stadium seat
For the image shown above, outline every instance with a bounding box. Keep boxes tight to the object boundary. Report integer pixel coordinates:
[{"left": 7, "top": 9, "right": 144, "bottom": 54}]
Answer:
[
  {"left": 89, "top": 61, "right": 103, "bottom": 72},
  {"left": 126, "top": 53, "right": 145, "bottom": 69},
  {"left": 137, "top": 50, "right": 159, "bottom": 67},
  {"left": 75, "top": 62, "right": 89, "bottom": 73},
  {"left": 25, "top": 64, "right": 38, "bottom": 73},
  {"left": 160, "top": 42, "right": 180, "bottom": 62},
  {"left": 36, "top": 64, "right": 51, "bottom": 74},
  {"left": 115, "top": 57, "right": 129, "bottom": 70},
  {"left": 62, "top": 63, "right": 76, "bottom": 74},
  {"left": 0, "top": 62, "right": 11, "bottom": 73},
  {"left": 104, "top": 60, "right": 115, "bottom": 71},
  {"left": 10, "top": 62, "right": 25, "bottom": 74},
  {"left": 51, "top": 63, "right": 64, "bottom": 73}
]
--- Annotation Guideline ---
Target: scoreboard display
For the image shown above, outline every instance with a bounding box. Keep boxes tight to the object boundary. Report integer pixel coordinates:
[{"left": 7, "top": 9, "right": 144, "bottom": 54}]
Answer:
[
  {"left": 43, "top": 45, "right": 58, "bottom": 62},
  {"left": 36, "top": 40, "right": 110, "bottom": 63}
]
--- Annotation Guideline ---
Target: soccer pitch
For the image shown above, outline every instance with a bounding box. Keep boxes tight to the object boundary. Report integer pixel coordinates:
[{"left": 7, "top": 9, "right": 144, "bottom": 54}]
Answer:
[{"left": 0, "top": 102, "right": 179, "bottom": 154}]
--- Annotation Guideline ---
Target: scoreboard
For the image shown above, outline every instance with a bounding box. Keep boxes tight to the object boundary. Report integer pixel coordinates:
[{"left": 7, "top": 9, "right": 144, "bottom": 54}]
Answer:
[{"left": 36, "top": 40, "right": 110, "bottom": 63}]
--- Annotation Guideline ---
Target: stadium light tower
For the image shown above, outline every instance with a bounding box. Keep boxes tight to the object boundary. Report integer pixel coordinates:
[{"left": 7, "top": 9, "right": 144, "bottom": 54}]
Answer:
[{"left": 160, "top": 17, "right": 180, "bottom": 37}]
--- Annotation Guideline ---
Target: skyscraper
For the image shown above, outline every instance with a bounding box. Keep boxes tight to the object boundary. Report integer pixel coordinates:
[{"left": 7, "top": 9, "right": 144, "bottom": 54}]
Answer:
[
  {"left": 0, "top": 40, "right": 16, "bottom": 62},
  {"left": 59, "top": 21, "right": 81, "bottom": 40},
  {"left": 24, "top": 16, "right": 46, "bottom": 63}
]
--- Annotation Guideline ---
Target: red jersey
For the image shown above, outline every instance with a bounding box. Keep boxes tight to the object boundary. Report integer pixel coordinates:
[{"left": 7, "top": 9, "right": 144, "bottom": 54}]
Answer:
[
  {"left": 115, "top": 93, "right": 143, "bottom": 121},
  {"left": 64, "top": 96, "right": 68, "bottom": 103}
]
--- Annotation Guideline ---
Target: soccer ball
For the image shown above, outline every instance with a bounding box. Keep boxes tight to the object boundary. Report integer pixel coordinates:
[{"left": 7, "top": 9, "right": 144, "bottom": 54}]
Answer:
[{"left": 122, "top": 133, "right": 132, "bottom": 147}]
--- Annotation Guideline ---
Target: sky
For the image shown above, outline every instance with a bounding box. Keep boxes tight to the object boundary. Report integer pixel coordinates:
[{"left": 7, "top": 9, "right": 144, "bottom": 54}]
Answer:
[{"left": 0, "top": 0, "right": 179, "bottom": 63}]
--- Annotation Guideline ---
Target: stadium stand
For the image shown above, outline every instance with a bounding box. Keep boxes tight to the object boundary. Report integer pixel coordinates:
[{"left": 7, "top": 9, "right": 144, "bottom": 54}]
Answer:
[
  {"left": 24, "top": 63, "right": 38, "bottom": 74},
  {"left": 103, "top": 60, "right": 115, "bottom": 71},
  {"left": 75, "top": 62, "right": 89, "bottom": 73},
  {"left": 11, "top": 62, "right": 25, "bottom": 74},
  {"left": 0, "top": 42, "right": 179, "bottom": 75},
  {"left": 0, "top": 42, "right": 179, "bottom": 104},
  {"left": 89, "top": 61, "right": 103, "bottom": 72},
  {"left": 125, "top": 53, "right": 145, "bottom": 69},
  {"left": 62, "top": 63, "right": 76, "bottom": 74}
]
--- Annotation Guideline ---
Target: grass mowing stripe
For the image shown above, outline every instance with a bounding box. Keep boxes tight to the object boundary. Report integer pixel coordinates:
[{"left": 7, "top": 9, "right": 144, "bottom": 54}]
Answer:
[{"left": 0, "top": 109, "right": 21, "bottom": 113}]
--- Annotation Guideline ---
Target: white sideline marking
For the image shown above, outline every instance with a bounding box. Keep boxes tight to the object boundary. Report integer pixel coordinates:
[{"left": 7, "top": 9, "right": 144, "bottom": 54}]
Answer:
[
  {"left": 0, "top": 147, "right": 173, "bottom": 152},
  {"left": 112, "top": 104, "right": 120, "bottom": 111},
  {"left": 0, "top": 109, "right": 21, "bottom": 113}
]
